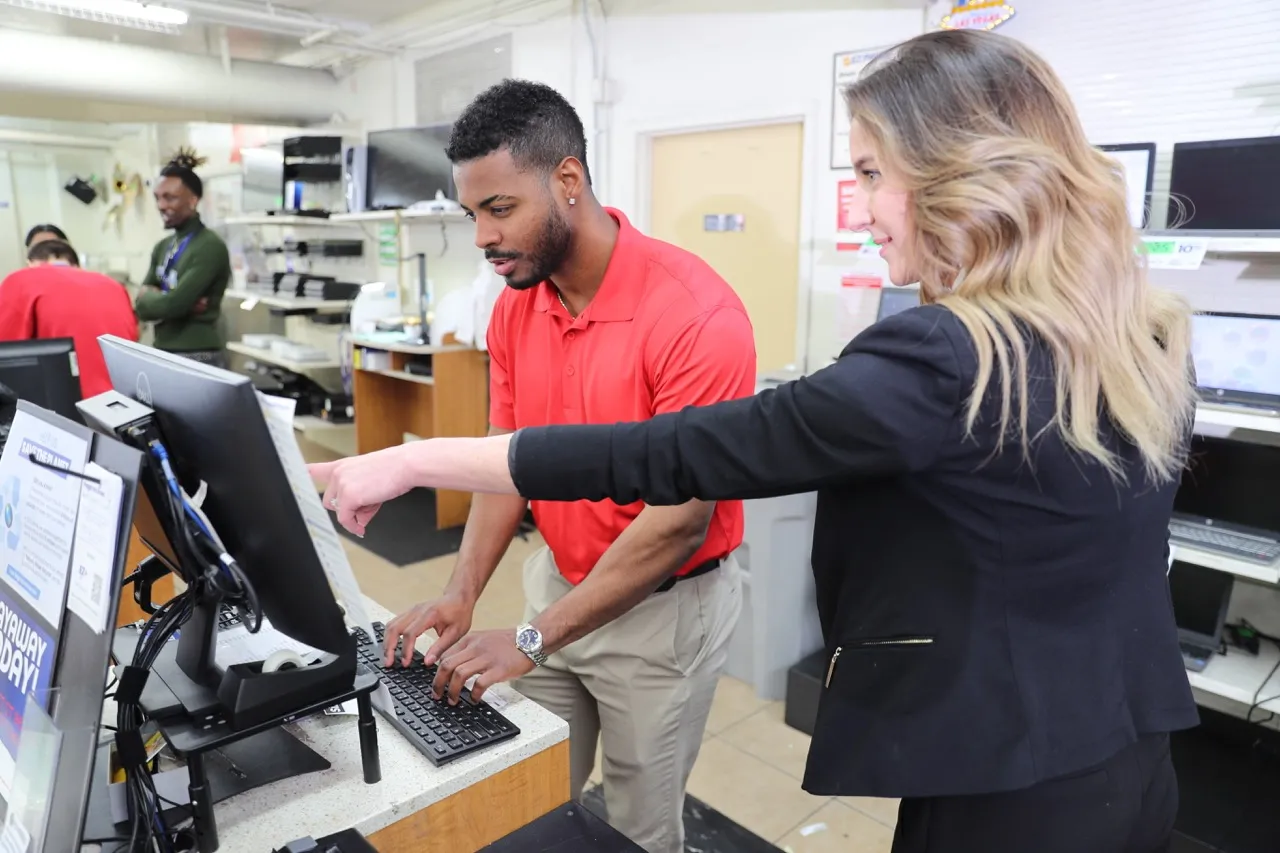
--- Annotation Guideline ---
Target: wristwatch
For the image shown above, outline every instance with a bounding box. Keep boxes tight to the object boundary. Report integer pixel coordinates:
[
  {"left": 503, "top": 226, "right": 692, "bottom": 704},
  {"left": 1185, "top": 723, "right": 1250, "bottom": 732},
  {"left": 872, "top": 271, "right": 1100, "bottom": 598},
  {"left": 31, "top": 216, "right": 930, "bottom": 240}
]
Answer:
[{"left": 515, "top": 623, "right": 548, "bottom": 667}]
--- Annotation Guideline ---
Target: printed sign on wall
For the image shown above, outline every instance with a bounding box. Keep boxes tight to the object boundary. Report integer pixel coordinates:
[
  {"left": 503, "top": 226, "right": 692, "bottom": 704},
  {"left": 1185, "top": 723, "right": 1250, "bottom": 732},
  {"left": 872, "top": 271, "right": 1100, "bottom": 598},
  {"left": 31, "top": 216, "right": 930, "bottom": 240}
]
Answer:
[
  {"left": 831, "top": 47, "right": 891, "bottom": 170},
  {"left": 939, "top": 1, "right": 1016, "bottom": 31}
]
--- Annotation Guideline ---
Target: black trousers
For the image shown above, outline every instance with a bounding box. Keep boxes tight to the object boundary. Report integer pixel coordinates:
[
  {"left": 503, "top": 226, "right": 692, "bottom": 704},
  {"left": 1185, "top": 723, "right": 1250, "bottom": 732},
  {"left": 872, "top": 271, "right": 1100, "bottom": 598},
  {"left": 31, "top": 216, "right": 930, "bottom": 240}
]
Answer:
[{"left": 892, "top": 733, "right": 1178, "bottom": 853}]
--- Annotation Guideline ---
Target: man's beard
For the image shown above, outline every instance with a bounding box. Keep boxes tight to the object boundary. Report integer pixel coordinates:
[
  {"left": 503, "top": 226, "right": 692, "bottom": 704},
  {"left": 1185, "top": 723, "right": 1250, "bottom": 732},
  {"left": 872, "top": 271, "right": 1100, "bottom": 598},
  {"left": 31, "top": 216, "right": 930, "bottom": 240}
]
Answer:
[{"left": 493, "top": 206, "right": 572, "bottom": 291}]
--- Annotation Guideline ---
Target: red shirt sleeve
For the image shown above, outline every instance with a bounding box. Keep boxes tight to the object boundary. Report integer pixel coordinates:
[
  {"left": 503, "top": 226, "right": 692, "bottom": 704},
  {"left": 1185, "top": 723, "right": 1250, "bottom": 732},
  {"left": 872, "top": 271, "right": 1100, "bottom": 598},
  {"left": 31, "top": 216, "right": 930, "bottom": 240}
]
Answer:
[
  {"left": 0, "top": 274, "right": 36, "bottom": 340},
  {"left": 651, "top": 306, "right": 757, "bottom": 416},
  {"left": 486, "top": 292, "right": 516, "bottom": 431}
]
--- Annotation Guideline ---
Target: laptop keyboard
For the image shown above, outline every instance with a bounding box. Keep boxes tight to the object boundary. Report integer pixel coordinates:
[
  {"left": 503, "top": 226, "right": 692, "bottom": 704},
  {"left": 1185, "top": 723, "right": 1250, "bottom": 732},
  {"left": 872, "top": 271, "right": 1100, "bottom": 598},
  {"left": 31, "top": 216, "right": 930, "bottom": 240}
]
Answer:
[{"left": 1169, "top": 520, "right": 1280, "bottom": 565}]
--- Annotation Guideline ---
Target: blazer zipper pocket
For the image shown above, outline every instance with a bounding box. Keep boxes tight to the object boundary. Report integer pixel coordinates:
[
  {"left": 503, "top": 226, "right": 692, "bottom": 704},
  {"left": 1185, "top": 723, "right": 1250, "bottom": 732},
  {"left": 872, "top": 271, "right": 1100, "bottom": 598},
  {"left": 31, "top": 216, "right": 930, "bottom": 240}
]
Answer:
[{"left": 825, "top": 635, "right": 935, "bottom": 688}]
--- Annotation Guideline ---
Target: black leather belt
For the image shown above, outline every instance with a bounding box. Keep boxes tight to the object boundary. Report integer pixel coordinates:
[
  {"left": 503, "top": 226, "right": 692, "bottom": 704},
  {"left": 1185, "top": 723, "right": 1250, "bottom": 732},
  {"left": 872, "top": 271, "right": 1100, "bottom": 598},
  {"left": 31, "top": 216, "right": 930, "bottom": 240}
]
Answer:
[{"left": 654, "top": 557, "right": 722, "bottom": 593}]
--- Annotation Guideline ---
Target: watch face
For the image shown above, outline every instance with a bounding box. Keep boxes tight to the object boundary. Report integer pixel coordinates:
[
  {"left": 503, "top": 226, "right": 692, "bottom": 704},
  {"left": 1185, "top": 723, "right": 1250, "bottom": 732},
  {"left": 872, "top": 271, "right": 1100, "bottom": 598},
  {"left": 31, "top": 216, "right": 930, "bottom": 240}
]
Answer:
[{"left": 517, "top": 627, "right": 540, "bottom": 650}]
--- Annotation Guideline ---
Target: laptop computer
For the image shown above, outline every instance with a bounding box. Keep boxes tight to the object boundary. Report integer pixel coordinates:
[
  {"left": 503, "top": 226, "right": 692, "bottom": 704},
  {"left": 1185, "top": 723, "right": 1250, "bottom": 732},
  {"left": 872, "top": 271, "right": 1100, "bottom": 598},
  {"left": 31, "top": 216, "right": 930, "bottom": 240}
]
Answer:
[
  {"left": 1190, "top": 312, "right": 1280, "bottom": 414},
  {"left": 1169, "top": 559, "right": 1234, "bottom": 673},
  {"left": 876, "top": 286, "right": 920, "bottom": 322}
]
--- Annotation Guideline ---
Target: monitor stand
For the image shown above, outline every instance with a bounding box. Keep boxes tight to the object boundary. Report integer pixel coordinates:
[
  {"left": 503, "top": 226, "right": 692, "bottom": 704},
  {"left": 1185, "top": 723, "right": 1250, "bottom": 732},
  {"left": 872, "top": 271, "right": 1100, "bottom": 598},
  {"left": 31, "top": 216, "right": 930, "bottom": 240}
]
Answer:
[
  {"left": 114, "top": 595, "right": 383, "bottom": 852},
  {"left": 144, "top": 597, "right": 360, "bottom": 731}
]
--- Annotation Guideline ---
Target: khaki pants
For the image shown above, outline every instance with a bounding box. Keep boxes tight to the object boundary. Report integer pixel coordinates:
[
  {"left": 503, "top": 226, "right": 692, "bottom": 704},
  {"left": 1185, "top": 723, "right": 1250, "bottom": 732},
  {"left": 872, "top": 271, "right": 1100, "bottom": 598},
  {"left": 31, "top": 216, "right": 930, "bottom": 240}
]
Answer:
[{"left": 514, "top": 546, "right": 742, "bottom": 853}]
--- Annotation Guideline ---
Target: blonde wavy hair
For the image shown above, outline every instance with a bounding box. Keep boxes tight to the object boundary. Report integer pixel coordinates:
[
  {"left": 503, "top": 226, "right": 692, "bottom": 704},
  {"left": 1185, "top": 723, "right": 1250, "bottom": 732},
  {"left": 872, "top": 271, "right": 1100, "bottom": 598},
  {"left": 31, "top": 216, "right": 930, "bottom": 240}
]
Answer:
[{"left": 845, "top": 30, "right": 1195, "bottom": 483}]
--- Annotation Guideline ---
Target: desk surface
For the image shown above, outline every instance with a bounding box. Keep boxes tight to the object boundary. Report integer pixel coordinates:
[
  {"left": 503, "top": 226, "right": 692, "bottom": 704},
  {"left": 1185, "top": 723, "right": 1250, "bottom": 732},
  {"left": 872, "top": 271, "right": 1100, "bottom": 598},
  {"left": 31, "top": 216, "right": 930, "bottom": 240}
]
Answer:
[
  {"left": 218, "top": 598, "right": 568, "bottom": 848},
  {"left": 99, "top": 598, "right": 569, "bottom": 850}
]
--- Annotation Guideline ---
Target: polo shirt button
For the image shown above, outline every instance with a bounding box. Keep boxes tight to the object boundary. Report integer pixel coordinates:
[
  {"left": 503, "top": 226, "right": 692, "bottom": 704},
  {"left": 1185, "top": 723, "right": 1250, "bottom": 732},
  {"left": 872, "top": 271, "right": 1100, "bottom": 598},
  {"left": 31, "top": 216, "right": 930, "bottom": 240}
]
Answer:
[
  {"left": 567, "top": 330, "right": 576, "bottom": 340},
  {"left": 566, "top": 365, "right": 576, "bottom": 376}
]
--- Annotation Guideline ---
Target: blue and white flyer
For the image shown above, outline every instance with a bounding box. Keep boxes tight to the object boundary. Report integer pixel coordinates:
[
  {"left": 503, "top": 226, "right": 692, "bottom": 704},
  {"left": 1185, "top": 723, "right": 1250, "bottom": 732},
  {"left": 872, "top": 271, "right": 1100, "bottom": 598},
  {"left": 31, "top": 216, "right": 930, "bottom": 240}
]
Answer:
[{"left": 0, "top": 409, "right": 89, "bottom": 803}]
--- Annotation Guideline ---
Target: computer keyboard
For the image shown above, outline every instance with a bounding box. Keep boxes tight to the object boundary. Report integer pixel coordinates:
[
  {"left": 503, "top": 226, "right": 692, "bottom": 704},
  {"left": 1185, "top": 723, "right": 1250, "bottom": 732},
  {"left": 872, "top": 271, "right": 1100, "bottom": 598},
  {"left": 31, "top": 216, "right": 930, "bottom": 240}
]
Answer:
[
  {"left": 352, "top": 622, "right": 520, "bottom": 766},
  {"left": 1179, "top": 641, "right": 1216, "bottom": 673},
  {"left": 1169, "top": 520, "right": 1280, "bottom": 565},
  {"left": 214, "top": 609, "right": 521, "bottom": 764}
]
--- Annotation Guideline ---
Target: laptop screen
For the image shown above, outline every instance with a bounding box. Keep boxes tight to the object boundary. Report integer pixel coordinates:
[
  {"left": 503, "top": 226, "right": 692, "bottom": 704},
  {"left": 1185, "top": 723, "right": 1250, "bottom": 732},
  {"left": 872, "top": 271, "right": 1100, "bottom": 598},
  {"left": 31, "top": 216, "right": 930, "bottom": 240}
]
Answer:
[
  {"left": 1167, "top": 135, "right": 1280, "bottom": 231},
  {"left": 1190, "top": 313, "right": 1280, "bottom": 402},
  {"left": 877, "top": 288, "right": 920, "bottom": 322},
  {"left": 1169, "top": 560, "right": 1233, "bottom": 642},
  {"left": 1175, "top": 435, "right": 1280, "bottom": 534}
]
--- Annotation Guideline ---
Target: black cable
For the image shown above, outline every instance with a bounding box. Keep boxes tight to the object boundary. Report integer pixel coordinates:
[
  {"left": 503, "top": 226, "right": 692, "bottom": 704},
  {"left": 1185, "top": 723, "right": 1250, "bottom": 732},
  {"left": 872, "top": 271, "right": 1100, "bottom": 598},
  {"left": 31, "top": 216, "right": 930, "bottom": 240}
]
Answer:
[{"left": 1244, "top": 643, "right": 1280, "bottom": 726}]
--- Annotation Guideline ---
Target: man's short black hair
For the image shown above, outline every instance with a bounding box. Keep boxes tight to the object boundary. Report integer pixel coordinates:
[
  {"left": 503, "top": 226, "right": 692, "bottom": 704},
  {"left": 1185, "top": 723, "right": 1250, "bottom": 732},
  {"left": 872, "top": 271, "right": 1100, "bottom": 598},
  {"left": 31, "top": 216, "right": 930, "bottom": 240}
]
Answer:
[
  {"left": 28, "top": 239, "right": 79, "bottom": 267},
  {"left": 160, "top": 147, "right": 206, "bottom": 199},
  {"left": 446, "top": 79, "right": 591, "bottom": 185}
]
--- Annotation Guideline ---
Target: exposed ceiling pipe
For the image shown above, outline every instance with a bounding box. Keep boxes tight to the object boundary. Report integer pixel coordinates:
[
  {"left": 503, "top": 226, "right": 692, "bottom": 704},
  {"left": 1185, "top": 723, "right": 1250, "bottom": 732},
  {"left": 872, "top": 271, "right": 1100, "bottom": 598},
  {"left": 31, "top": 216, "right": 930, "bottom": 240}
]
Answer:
[
  {"left": 0, "top": 29, "right": 356, "bottom": 123},
  {"left": 282, "top": 0, "right": 560, "bottom": 66},
  {"left": 0, "top": 129, "right": 115, "bottom": 149},
  {"left": 168, "top": 0, "right": 370, "bottom": 38}
]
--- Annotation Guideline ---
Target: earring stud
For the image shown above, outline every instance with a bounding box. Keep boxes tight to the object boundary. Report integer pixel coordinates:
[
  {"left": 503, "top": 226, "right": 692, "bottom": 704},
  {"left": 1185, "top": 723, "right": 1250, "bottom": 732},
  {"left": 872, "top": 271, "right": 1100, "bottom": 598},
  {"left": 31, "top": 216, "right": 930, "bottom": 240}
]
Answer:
[{"left": 568, "top": 197, "right": 576, "bottom": 206}]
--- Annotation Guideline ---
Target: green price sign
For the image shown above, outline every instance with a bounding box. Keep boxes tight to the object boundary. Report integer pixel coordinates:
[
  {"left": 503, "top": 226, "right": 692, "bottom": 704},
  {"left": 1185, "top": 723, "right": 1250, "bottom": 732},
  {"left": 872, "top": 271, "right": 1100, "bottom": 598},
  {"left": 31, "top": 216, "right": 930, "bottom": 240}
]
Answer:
[{"left": 1142, "top": 240, "right": 1175, "bottom": 255}]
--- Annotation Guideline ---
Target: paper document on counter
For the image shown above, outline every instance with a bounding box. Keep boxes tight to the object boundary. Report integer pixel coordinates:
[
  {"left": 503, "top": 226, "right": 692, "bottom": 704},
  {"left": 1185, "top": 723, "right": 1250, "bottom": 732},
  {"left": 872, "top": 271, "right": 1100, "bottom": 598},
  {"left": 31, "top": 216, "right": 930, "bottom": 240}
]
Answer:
[
  {"left": 66, "top": 463, "right": 123, "bottom": 635},
  {"left": 255, "top": 393, "right": 383, "bottom": 656},
  {"left": 215, "top": 618, "right": 326, "bottom": 669}
]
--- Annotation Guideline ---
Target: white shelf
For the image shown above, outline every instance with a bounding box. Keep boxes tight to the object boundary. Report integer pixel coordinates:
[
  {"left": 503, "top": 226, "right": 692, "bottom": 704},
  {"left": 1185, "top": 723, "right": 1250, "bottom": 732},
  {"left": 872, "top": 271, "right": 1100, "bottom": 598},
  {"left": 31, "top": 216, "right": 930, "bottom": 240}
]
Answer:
[
  {"left": 225, "top": 290, "right": 353, "bottom": 311},
  {"left": 227, "top": 341, "right": 340, "bottom": 372},
  {"left": 1171, "top": 543, "right": 1280, "bottom": 585},
  {"left": 328, "top": 208, "right": 470, "bottom": 224},
  {"left": 349, "top": 336, "right": 469, "bottom": 355},
  {"left": 1194, "top": 404, "right": 1280, "bottom": 436},
  {"left": 1189, "top": 642, "right": 1280, "bottom": 714},
  {"left": 359, "top": 367, "right": 435, "bottom": 386},
  {"left": 224, "top": 214, "right": 343, "bottom": 227},
  {"left": 1143, "top": 231, "right": 1280, "bottom": 254}
]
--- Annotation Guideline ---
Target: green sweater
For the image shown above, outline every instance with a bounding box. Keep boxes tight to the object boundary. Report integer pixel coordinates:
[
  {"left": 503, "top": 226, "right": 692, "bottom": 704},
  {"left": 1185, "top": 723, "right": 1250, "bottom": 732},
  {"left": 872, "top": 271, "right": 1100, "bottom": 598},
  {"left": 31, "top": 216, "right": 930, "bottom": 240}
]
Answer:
[{"left": 136, "top": 215, "right": 231, "bottom": 353}]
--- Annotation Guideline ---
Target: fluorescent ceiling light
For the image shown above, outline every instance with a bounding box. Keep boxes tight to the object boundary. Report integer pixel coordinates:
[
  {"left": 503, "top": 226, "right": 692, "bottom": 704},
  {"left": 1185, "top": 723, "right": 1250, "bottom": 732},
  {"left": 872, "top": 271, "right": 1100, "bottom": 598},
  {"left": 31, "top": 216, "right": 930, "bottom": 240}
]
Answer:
[{"left": 1, "top": 0, "right": 188, "bottom": 33}]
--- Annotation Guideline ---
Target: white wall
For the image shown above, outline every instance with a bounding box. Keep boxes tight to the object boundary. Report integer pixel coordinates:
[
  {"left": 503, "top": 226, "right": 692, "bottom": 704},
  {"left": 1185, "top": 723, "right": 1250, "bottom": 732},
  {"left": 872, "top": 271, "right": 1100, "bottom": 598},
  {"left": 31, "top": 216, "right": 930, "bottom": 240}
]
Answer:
[
  {"left": 0, "top": 127, "right": 162, "bottom": 285},
  {"left": 347, "top": 0, "right": 1280, "bottom": 361},
  {"left": 347, "top": 4, "right": 925, "bottom": 369}
]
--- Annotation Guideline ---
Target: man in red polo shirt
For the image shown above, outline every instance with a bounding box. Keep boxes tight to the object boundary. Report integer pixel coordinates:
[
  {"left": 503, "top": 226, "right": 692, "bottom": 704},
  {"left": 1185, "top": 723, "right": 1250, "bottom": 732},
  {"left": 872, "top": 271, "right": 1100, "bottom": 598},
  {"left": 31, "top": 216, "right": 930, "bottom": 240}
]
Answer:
[
  {"left": 0, "top": 239, "right": 139, "bottom": 398},
  {"left": 379, "top": 81, "right": 756, "bottom": 852}
]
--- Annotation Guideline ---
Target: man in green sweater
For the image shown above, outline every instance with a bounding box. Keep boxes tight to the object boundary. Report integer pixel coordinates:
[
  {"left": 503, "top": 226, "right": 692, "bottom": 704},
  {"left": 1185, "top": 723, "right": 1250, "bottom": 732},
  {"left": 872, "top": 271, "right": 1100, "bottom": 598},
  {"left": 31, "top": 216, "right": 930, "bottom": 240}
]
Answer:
[{"left": 136, "top": 149, "right": 231, "bottom": 367}]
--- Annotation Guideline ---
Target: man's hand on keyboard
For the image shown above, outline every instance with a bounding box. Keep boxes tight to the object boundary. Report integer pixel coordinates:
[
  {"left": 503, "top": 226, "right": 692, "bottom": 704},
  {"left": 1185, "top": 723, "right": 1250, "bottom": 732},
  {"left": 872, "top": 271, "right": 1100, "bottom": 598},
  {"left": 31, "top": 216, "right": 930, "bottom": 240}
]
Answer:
[
  {"left": 432, "top": 629, "right": 535, "bottom": 705},
  {"left": 383, "top": 591, "right": 474, "bottom": 668}
]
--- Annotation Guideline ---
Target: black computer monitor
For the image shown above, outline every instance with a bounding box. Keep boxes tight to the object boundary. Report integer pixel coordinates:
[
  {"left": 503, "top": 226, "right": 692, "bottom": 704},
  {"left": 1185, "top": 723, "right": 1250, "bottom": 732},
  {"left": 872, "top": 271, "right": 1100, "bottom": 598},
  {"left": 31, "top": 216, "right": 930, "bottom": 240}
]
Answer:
[
  {"left": 0, "top": 338, "right": 81, "bottom": 425},
  {"left": 367, "top": 125, "right": 455, "bottom": 209},
  {"left": 1098, "top": 142, "right": 1156, "bottom": 230},
  {"left": 1167, "top": 135, "right": 1280, "bottom": 231},
  {"left": 77, "top": 337, "right": 354, "bottom": 730}
]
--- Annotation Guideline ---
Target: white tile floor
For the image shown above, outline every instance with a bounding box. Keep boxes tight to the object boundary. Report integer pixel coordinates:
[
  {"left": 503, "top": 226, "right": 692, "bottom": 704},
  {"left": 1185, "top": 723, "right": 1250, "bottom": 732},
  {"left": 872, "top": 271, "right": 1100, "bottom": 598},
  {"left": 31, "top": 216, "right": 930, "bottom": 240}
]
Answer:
[{"left": 302, "top": 437, "right": 898, "bottom": 850}]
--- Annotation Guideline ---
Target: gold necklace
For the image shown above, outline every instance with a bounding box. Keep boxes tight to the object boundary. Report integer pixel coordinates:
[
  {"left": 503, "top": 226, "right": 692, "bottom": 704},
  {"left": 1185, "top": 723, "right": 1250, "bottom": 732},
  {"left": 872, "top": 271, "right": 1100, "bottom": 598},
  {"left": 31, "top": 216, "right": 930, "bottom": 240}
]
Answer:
[{"left": 556, "top": 289, "right": 575, "bottom": 317}]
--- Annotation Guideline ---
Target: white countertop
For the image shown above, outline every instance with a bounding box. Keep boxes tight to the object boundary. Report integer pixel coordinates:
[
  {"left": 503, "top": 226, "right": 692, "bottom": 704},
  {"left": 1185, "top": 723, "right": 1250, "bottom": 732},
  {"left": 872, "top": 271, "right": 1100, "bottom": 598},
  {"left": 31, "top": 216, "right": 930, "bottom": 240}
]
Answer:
[{"left": 98, "top": 599, "right": 569, "bottom": 849}]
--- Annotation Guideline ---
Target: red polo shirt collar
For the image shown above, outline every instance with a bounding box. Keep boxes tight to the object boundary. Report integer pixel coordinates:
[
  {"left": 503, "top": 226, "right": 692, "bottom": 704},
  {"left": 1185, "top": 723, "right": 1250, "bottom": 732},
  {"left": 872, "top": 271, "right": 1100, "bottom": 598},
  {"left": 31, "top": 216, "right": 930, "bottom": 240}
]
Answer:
[{"left": 532, "top": 207, "right": 646, "bottom": 322}]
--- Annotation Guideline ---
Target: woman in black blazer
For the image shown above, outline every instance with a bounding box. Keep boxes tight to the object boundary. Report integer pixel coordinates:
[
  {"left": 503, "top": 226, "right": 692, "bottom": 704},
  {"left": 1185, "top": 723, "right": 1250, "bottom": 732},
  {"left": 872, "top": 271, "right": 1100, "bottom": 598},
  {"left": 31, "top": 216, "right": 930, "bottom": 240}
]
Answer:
[{"left": 315, "top": 29, "right": 1199, "bottom": 853}]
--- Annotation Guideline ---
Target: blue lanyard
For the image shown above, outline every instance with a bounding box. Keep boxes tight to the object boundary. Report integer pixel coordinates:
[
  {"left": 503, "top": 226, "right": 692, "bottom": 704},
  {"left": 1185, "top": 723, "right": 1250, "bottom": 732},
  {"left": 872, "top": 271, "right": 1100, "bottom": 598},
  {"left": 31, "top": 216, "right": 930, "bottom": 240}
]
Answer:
[{"left": 160, "top": 231, "right": 197, "bottom": 291}]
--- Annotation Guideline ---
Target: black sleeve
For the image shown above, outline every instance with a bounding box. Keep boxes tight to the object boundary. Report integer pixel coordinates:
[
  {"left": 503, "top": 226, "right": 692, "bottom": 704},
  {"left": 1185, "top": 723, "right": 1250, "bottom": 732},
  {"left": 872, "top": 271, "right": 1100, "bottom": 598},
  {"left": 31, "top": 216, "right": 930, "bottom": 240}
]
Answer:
[{"left": 509, "top": 306, "right": 966, "bottom": 505}]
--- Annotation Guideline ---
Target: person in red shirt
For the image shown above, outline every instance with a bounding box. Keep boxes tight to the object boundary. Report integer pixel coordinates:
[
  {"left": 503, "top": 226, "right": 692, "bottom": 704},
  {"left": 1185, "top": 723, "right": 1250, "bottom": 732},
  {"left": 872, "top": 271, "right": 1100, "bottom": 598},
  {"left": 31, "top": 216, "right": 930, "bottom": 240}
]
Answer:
[
  {"left": 0, "top": 239, "right": 139, "bottom": 398},
  {"left": 312, "top": 81, "right": 757, "bottom": 853}
]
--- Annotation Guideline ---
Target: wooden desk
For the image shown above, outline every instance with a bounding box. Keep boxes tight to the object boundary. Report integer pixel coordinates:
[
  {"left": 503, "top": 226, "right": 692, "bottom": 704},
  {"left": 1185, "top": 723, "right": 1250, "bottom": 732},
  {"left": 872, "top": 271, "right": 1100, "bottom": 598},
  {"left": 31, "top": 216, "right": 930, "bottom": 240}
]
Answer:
[{"left": 350, "top": 337, "right": 489, "bottom": 529}]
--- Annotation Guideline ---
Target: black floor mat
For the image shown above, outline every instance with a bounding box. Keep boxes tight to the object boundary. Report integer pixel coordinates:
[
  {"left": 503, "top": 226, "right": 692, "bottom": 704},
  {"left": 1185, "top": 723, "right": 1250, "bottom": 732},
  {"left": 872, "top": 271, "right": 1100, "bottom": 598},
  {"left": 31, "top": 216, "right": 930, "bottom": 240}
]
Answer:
[
  {"left": 581, "top": 784, "right": 781, "bottom": 853},
  {"left": 332, "top": 488, "right": 465, "bottom": 566}
]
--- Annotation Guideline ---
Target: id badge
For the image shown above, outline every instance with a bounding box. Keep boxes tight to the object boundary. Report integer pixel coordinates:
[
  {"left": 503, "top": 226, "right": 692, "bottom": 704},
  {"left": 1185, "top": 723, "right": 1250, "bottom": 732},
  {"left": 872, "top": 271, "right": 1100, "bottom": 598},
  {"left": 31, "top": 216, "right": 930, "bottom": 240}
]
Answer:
[{"left": 163, "top": 269, "right": 178, "bottom": 292}]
